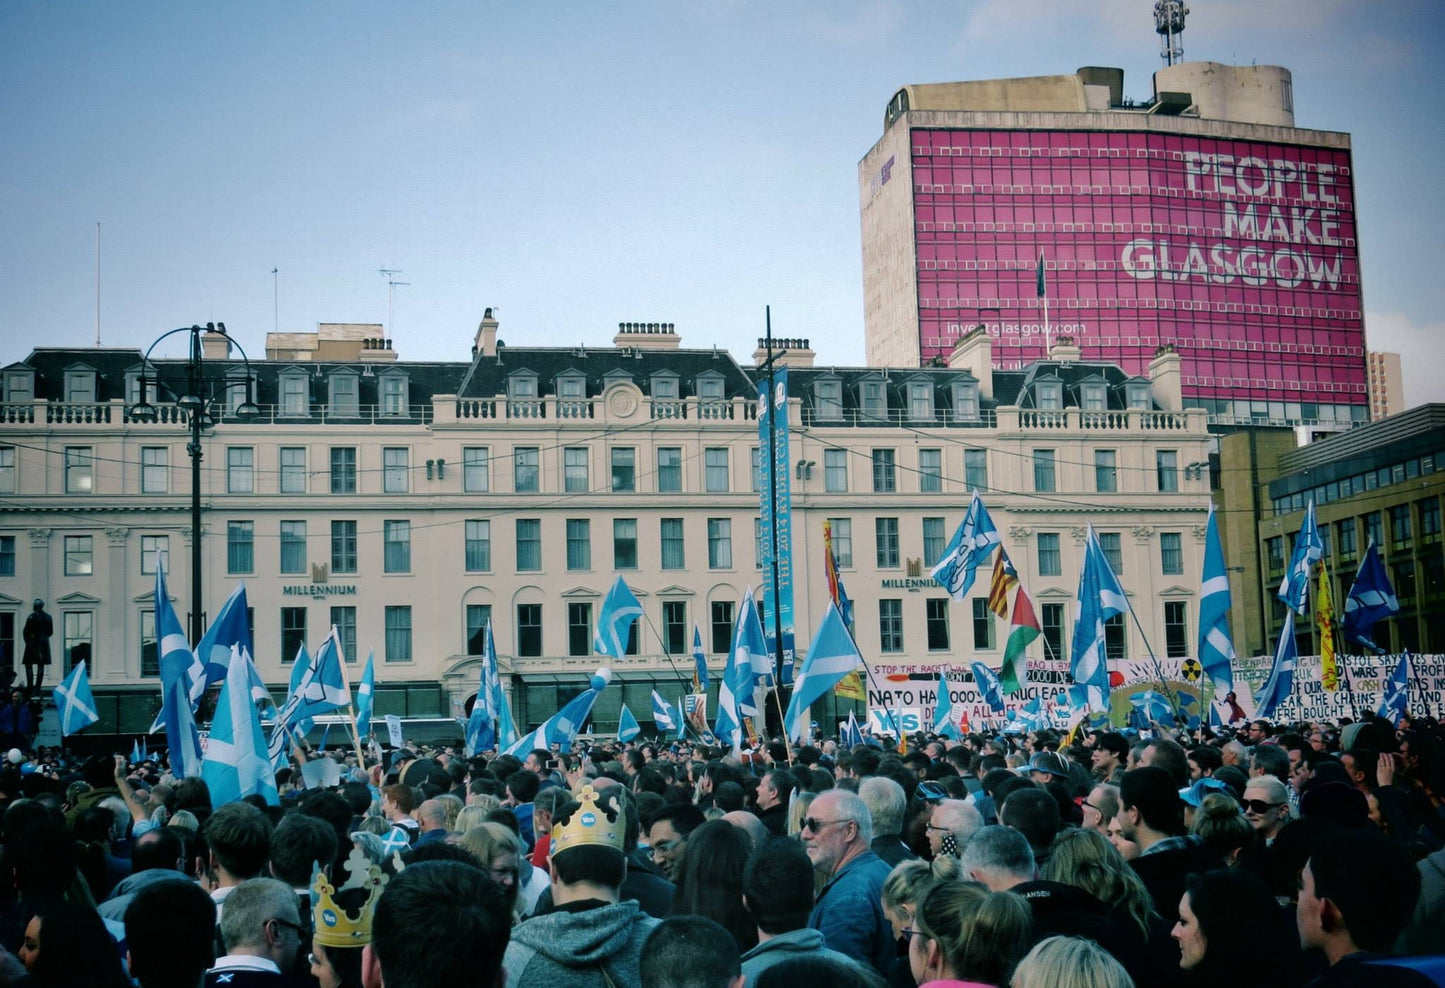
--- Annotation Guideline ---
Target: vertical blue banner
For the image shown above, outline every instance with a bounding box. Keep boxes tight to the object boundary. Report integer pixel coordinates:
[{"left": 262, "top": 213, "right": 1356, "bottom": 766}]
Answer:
[{"left": 759, "top": 368, "right": 796, "bottom": 685}]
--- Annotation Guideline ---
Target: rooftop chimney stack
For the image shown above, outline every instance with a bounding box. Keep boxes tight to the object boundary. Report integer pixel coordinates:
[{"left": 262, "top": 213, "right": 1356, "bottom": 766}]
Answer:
[{"left": 475, "top": 308, "right": 499, "bottom": 358}]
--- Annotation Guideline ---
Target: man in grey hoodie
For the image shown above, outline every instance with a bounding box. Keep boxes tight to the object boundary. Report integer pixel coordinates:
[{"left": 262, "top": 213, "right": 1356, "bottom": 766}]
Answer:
[
  {"left": 504, "top": 785, "right": 659, "bottom": 988},
  {"left": 739, "top": 837, "right": 869, "bottom": 987},
  {"left": 98, "top": 827, "right": 192, "bottom": 922}
]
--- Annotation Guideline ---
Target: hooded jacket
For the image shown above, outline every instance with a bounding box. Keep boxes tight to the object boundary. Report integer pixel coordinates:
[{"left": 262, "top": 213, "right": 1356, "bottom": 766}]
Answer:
[
  {"left": 504, "top": 899, "right": 659, "bottom": 988},
  {"left": 740, "top": 928, "right": 868, "bottom": 987}
]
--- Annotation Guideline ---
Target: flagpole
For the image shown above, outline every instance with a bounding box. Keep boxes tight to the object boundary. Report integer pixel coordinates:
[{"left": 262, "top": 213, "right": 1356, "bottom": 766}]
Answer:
[
  {"left": 327, "top": 625, "right": 367, "bottom": 770},
  {"left": 636, "top": 610, "right": 700, "bottom": 694}
]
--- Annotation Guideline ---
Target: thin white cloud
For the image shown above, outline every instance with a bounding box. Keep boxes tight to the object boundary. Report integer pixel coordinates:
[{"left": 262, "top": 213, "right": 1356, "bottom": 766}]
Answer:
[{"left": 808, "top": 1, "right": 906, "bottom": 45}]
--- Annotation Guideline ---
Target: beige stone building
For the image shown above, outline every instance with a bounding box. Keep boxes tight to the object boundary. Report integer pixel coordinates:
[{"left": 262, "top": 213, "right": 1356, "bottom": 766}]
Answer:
[{"left": 0, "top": 317, "right": 1213, "bottom": 738}]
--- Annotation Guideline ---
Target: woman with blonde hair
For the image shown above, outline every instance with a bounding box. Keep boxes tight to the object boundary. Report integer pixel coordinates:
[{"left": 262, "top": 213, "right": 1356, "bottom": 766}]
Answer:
[
  {"left": 453, "top": 799, "right": 500, "bottom": 834},
  {"left": 1189, "top": 792, "right": 1252, "bottom": 867},
  {"left": 457, "top": 823, "right": 542, "bottom": 919},
  {"left": 1010, "top": 936, "right": 1132, "bottom": 988},
  {"left": 1042, "top": 827, "right": 1156, "bottom": 943},
  {"left": 882, "top": 858, "right": 962, "bottom": 987},
  {"left": 908, "top": 880, "right": 1032, "bottom": 988},
  {"left": 785, "top": 790, "right": 816, "bottom": 838}
]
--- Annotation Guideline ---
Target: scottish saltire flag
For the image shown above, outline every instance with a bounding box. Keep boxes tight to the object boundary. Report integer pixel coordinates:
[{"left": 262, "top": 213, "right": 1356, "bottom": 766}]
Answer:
[
  {"left": 1317, "top": 560, "right": 1340, "bottom": 691},
  {"left": 1255, "top": 613, "right": 1299, "bottom": 719},
  {"left": 1377, "top": 651, "right": 1411, "bottom": 726},
  {"left": 988, "top": 548, "right": 1019, "bottom": 619},
  {"left": 1020, "top": 695, "right": 1048, "bottom": 730},
  {"left": 153, "top": 561, "right": 198, "bottom": 736},
  {"left": 268, "top": 629, "right": 349, "bottom": 762},
  {"left": 480, "top": 622, "right": 518, "bottom": 751},
  {"left": 1000, "top": 585, "right": 1040, "bottom": 694},
  {"left": 933, "top": 673, "right": 960, "bottom": 740},
  {"left": 503, "top": 670, "right": 612, "bottom": 756},
  {"left": 1129, "top": 689, "right": 1173, "bottom": 727},
  {"left": 595, "top": 576, "right": 644, "bottom": 658},
  {"left": 691, "top": 624, "right": 709, "bottom": 692},
  {"left": 1277, "top": 499, "right": 1323, "bottom": 616},
  {"left": 1197, "top": 503, "right": 1237, "bottom": 692},
  {"left": 783, "top": 602, "right": 861, "bottom": 742},
  {"left": 130, "top": 739, "right": 142, "bottom": 765},
  {"left": 971, "top": 661, "right": 1006, "bottom": 713},
  {"left": 191, "top": 582, "right": 252, "bottom": 702},
  {"left": 617, "top": 704, "right": 641, "bottom": 742},
  {"left": 286, "top": 644, "right": 316, "bottom": 735},
  {"left": 840, "top": 709, "right": 864, "bottom": 750},
  {"left": 166, "top": 673, "right": 203, "bottom": 777},
  {"left": 931, "top": 491, "right": 1001, "bottom": 600},
  {"left": 1070, "top": 525, "right": 1129, "bottom": 712},
  {"left": 651, "top": 690, "right": 680, "bottom": 733},
  {"left": 355, "top": 651, "right": 376, "bottom": 739},
  {"left": 53, "top": 662, "right": 98, "bottom": 736},
  {"left": 202, "top": 638, "right": 279, "bottom": 807},
  {"left": 1343, "top": 539, "right": 1399, "bottom": 654},
  {"left": 717, "top": 588, "right": 765, "bottom": 748}
]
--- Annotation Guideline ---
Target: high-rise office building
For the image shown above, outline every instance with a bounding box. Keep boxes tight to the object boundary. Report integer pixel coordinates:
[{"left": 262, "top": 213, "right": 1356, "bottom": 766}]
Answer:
[
  {"left": 860, "top": 61, "right": 1368, "bottom": 429},
  {"left": 1367, "top": 350, "right": 1405, "bottom": 421}
]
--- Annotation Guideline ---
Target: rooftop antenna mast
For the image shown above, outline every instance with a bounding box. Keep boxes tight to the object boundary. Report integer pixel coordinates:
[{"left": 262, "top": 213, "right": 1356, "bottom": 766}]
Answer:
[
  {"left": 271, "top": 267, "right": 279, "bottom": 334},
  {"left": 378, "top": 267, "right": 409, "bottom": 337},
  {"left": 1154, "top": 0, "right": 1188, "bottom": 67}
]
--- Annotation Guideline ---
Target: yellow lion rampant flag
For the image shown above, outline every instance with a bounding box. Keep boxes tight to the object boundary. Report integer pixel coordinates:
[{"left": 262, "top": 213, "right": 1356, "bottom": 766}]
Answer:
[{"left": 1318, "top": 560, "right": 1339, "bottom": 691}]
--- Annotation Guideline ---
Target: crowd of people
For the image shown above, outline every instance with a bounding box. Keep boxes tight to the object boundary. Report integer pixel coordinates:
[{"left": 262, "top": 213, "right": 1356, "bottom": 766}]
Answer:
[{"left": 0, "top": 708, "right": 1440, "bottom": 988}]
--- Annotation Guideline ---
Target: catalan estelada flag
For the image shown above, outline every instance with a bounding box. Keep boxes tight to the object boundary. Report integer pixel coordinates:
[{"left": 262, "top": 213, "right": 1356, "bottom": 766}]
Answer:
[{"left": 988, "top": 547, "right": 1019, "bottom": 619}]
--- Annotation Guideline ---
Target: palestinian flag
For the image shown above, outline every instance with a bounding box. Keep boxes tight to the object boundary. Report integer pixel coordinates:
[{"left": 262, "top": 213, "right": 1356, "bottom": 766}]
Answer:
[{"left": 1000, "top": 585, "right": 1041, "bottom": 694}]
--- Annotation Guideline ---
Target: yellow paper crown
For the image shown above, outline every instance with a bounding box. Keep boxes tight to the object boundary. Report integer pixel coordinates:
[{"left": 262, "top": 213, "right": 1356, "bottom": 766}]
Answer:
[
  {"left": 311, "top": 847, "right": 388, "bottom": 948},
  {"left": 550, "top": 784, "right": 626, "bottom": 857}
]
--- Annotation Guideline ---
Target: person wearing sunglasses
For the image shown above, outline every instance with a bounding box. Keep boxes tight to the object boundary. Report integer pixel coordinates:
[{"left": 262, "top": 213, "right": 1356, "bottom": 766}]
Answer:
[
  {"left": 1241, "top": 777, "right": 1290, "bottom": 845},
  {"left": 801, "top": 790, "right": 895, "bottom": 974},
  {"left": 206, "top": 877, "right": 305, "bottom": 985}
]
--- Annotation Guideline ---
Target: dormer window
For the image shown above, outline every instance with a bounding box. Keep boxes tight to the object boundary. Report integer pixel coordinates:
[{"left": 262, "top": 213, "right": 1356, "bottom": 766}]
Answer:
[
  {"left": 1126, "top": 380, "right": 1151, "bottom": 410},
  {"left": 859, "top": 379, "right": 887, "bottom": 421},
  {"left": 328, "top": 370, "right": 360, "bottom": 416},
  {"left": 952, "top": 380, "right": 980, "bottom": 421},
  {"left": 815, "top": 379, "right": 842, "bottom": 420},
  {"left": 64, "top": 367, "right": 97, "bottom": 403},
  {"left": 225, "top": 370, "right": 257, "bottom": 414},
  {"left": 557, "top": 373, "right": 586, "bottom": 399},
  {"left": 278, "top": 369, "right": 310, "bottom": 416},
  {"left": 907, "top": 381, "right": 934, "bottom": 420},
  {"left": 1035, "top": 379, "right": 1063, "bottom": 410},
  {"left": 1081, "top": 381, "right": 1107, "bottom": 411},
  {"left": 3, "top": 367, "right": 34, "bottom": 404},
  {"left": 379, "top": 371, "right": 410, "bottom": 416},
  {"left": 650, "top": 372, "right": 679, "bottom": 401},
  {"left": 696, "top": 373, "right": 725, "bottom": 402},
  {"left": 125, "top": 364, "right": 157, "bottom": 406}
]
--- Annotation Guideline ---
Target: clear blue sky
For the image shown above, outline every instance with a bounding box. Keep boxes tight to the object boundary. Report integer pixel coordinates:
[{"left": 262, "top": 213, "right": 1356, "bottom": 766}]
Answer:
[{"left": 3, "top": 1, "right": 1441, "bottom": 403}]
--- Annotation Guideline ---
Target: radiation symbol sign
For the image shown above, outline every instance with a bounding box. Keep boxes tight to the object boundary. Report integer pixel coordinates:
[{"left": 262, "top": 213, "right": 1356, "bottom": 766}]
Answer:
[{"left": 1181, "top": 658, "right": 1203, "bottom": 682}]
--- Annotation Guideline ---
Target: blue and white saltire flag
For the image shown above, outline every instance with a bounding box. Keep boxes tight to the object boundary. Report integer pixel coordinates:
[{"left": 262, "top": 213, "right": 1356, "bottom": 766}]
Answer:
[
  {"left": 933, "top": 673, "right": 960, "bottom": 740},
  {"left": 355, "top": 651, "right": 376, "bottom": 739},
  {"left": 971, "top": 661, "right": 1006, "bottom": 713},
  {"left": 595, "top": 576, "right": 644, "bottom": 658},
  {"left": 840, "top": 709, "right": 864, "bottom": 750},
  {"left": 1255, "top": 613, "right": 1300, "bottom": 720},
  {"left": 479, "top": 621, "right": 517, "bottom": 752},
  {"left": 1277, "top": 499, "right": 1324, "bottom": 616},
  {"left": 286, "top": 644, "right": 316, "bottom": 735},
  {"left": 1070, "top": 525, "right": 1129, "bottom": 713},
  {"left": 1129, "top": 689, "right": 1174, "bottom": 727},
  {"left": 166, "top": 673, "right": 203, "bottom": 778},
  {"left": 783, "top": 602, "right": 862, "bottom": 742},
  {"left": 651, "top": 690, "right": 680, "bottom": 733},
  {"left": 503, "top": 669, "right": 613, "bottom": 756},
  {"left": 930, "top": 491, "right": 1001, "bottom": 600},
  {"left": 1019, "top": 695, "right": 1047, "bottom": 730},
  {"left": 53, "top": 662, "right": 98, "bottom": 736},
  {"left": 1343, "top": 539, "right": 1399, "bottom": 654},
  {"left": 202, "top": 638, "right": 280, "bottom": 807},
  {"left": 692, "top": 624, "right": 709, "bottom": 691},
  {"left": 152, "top": 560, "right": 197, "bottom": 735},
  {"left": 1197, "top": 503, "right": 1237, "bottom": 692},
  {"left": 617, "top": 704, "right": 641, "bottom": 742},
  {"left": 717, "top": 588, "right": 765, "bottom": 749},
  {"left": 130, "top": 739, "right": 142, "bottom": 764},
  {"left": 1377, "top": 651, "right": 1411, "bottom": 726},
  {"left": 191, "top": 582, "right": 253, "bottom": 703},
  {"left": 268, "top": 629, "right": 350, "bottom": 763}
]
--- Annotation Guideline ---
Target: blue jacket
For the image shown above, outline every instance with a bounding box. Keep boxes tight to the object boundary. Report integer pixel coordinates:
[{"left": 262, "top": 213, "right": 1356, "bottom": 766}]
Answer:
[{"left": 808, "top": 850, "right": 894, "bottom": 973}]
